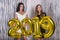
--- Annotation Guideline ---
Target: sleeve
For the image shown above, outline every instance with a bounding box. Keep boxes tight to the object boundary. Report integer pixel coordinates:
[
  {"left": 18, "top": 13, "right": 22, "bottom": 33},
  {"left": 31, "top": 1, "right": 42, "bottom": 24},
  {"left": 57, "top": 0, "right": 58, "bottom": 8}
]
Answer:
[{"left": 43, "top": 12, "right": 47, "bottom": 16}]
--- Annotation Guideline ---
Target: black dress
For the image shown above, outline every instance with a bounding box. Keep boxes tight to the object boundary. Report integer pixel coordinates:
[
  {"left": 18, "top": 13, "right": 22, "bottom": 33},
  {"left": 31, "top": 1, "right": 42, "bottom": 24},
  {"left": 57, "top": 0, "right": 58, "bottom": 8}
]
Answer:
[{"left": 37, "top": 12, "right": 46, "bottom": 38}]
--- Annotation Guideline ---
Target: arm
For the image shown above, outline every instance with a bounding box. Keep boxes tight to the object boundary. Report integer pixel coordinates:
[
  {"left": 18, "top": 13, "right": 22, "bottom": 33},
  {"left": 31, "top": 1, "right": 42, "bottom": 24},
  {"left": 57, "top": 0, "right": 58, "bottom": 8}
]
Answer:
[
  {"left": 14, "top": 13, "right": 18, "bottom": 19},
  {"left": 26, "top": 14, "right": 28, "bottom": 18},
  {"left": 13, "top": 13, "right": 18, "bottom": 27},
  {"left": 15, "top": 15, "right": 21, "bottom": 40}
]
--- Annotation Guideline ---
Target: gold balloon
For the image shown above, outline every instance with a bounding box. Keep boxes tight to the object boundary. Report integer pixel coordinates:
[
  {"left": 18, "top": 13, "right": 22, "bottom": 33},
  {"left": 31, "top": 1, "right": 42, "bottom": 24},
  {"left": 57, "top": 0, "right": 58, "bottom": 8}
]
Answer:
[
  {"left": 8, "top": 19, "right": 22, "bottom": 38},
  {"left": 8, "top": 18, "right": 21, "bottom": 28},
  {"left": 8, "top": 16, "right": 55, "bottom": 38},
  {"left": 39, "top": 16, "right": 55, "bottom": 38},
  {"left": 8, "top": 27, "right": 22, "bottom": 38},
  {"left": 21, "top": 18, "right": 33, "bottom": 36},
  {"left": 32, "top": 17, "right": 42, "bottom": 38}
]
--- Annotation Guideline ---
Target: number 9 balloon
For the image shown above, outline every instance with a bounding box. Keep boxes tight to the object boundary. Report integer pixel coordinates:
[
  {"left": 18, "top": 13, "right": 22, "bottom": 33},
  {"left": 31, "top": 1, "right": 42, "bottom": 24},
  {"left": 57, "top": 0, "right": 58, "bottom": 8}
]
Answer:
[{"left": 39, "top": 16, "right": 55, "bottom": 38}]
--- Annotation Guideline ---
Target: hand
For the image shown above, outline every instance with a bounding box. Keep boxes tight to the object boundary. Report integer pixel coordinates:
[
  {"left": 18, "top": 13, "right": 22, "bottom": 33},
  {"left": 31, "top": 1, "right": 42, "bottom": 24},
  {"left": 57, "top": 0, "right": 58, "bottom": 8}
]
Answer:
[
  {"left": 23, "top": 36, "right": 27, "bottom": 40},
  {"left": 23, "top": 23, "right": 28, "bottom": 27}
]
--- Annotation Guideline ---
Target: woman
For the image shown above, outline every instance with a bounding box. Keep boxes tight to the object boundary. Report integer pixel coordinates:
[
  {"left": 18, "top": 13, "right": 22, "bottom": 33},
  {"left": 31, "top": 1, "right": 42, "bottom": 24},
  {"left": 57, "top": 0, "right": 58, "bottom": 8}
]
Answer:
[
  {"left": 35, "top": 4, "right": 46, "bottom": 40},
  {"left": 14, "top": 2, "right": 27, "bottom": 40}
]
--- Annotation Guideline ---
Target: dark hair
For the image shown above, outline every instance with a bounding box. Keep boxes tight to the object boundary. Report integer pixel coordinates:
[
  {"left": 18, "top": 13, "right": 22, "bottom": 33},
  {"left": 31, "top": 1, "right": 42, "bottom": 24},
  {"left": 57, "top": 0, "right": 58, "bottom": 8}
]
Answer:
[
  {"left": 35, "top": 4, "right": 43, "bottom": 14},
  {"left": 16, "top": 2, "right": 24, "bottom": 12}
]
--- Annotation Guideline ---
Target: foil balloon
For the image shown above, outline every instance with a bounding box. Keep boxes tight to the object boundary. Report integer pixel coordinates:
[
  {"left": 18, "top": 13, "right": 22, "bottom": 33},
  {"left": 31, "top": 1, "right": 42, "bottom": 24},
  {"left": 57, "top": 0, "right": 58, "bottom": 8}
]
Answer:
[
  {"left": 39, "top": 16, "right": 55, "bottom": 38},
  {"left": 8, "top": 16, "right": 55, "bottom": 38},
  {"left": 21, "top": 18, "right": 33, "bottom": 36},
  {"left": 32, "top": 17, "right": 42, "bottom": 38},
  {"left": 8, "top": 18, "right": 22, "bottom": 38},
  {"left": 8, "top": 18, "right": 20, "bottom": 27}
]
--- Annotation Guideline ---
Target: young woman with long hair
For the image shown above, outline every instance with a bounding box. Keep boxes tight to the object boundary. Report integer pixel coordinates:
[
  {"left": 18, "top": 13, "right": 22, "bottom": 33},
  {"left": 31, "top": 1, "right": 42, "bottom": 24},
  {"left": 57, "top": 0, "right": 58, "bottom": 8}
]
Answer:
[
  {"left": 35, "top": 4, "right": 46, "bottom": 40},
  {"left": 14, "top": 2, "right": 28, "bottom": 40}
]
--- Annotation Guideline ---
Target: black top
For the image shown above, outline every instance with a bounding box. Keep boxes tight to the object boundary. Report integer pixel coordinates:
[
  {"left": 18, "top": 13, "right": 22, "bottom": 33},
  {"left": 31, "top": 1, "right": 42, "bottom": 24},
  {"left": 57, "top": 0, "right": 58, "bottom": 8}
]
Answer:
[
  {"left": 37, "top": 12, "right": 46, "bottom": 38},
  {"left": 37, "top": 12, "right": 46, "bottom": 20}
]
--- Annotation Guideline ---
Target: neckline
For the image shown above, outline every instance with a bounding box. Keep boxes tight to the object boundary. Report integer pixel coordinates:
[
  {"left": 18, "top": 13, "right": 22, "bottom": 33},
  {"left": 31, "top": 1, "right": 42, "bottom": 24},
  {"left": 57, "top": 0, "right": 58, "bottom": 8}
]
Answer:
[{"left": 17, "top": 12, "right": 26, "bottom": 16}]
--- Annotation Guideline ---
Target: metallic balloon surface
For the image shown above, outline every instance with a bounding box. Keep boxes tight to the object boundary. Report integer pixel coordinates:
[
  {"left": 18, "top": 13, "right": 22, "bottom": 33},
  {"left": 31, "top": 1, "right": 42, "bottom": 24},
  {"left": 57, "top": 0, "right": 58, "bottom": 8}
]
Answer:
[
  {"left": 8, "top": 16, "right": 55, "bottom": 38},
  {"left": 8, "top": 19, "right": 22, "bottom": 38},
  {"left": 39, "top": 16, "right": 55, "bottom": 38},
  {"left": 32, "top": 17, "right": 42, "bottom": 38},
  {"left": 22, "top": 18, "right": 33, "bottom": 36}
]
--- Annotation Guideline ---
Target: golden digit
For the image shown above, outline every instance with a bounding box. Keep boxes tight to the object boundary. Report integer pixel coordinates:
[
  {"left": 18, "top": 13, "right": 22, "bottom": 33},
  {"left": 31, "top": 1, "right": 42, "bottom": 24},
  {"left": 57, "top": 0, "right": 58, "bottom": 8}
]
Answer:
[
  {"left": 32, "top": 17, "right": 42, "bottom": 38},
  {"left": 8, "top": 18, "right": 22, "bottom": 38},
  {"left": 39, "top": 16, "right": 55, "bottom": 38},
  {"left": 22, "top": 18, "right": 33, "bottom": 36},
  {"left": 8, "top": 16, "right": 55, "bottom": 38},
  {"left": 8, "top": 18, "right": 20, "bottom": 27}
]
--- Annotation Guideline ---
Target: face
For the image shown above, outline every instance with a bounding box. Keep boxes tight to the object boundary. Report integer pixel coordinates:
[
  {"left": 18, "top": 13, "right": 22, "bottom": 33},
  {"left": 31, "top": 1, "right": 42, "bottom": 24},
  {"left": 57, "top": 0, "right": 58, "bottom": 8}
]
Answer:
[
  {"left": 37, "top": 5, "right": 42, "bottom": 12},
  {"left": 19, "top": 4, "right": 24, "bottom": 12}
]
